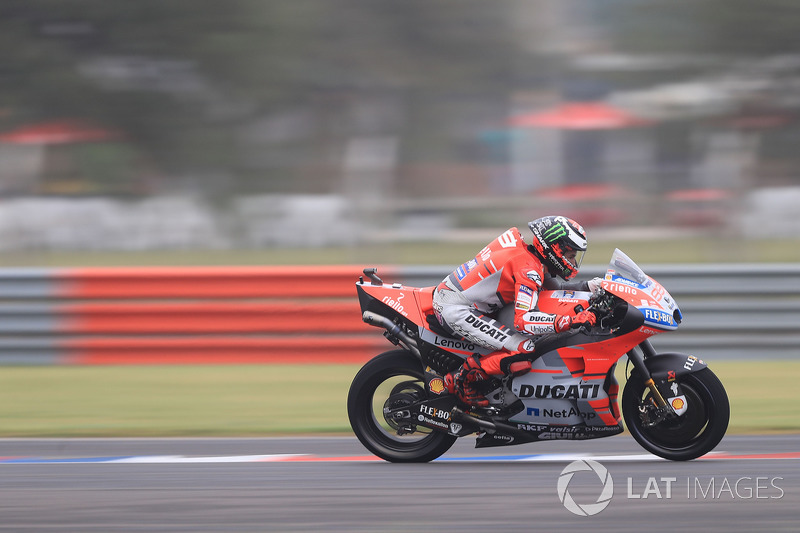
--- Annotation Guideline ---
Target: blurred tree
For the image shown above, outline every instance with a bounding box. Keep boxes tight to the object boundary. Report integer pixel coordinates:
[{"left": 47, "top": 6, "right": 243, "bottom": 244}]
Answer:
[
  {"left": 0, "top": 0, "right": 317, "bottom": 191},
  {"left": 594, "top": 0, "right": 800, "bottom": 56},
  {"left": 1, "top": 0, "right": 799, "bottom": 196}
]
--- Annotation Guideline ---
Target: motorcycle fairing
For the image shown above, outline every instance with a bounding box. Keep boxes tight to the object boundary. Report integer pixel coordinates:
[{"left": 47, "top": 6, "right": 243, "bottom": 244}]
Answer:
[
  {"left": 500, "top": 301, "right": 651, "bottom": 430},
  {"left": 356, "top": 282, "right": 427, "bottom": 327},
  {"left": 535, "top": 289, "right": 592, "bottom": 315},
  {"left": 474, "top": 423, "right": 624, "bottom": 448},
  {"left": 509, "top": 349, "right": 620, "bottom": 427},
  {"left": 603, "top": 248, "right": 682, "bottom": 331}
]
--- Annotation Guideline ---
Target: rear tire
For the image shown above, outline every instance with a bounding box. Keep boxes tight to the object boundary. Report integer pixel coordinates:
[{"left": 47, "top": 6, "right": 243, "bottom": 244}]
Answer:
[
  {"left": 347, "top": 349, "right": 457, "bottom": 463},
  {"left": 622, "top": 367, "right": 729, "bottom": 461}
]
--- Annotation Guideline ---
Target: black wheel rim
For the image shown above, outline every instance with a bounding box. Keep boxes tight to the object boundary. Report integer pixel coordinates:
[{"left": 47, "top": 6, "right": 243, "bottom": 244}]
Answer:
[
  {"left": 636, "top": 378, "right": 714, "bottom": 451},
  {"left": 361, "top": 370, "right": 438, "bottom": 450}
]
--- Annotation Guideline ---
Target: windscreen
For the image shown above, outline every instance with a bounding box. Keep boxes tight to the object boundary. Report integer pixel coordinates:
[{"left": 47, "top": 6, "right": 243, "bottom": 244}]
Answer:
[
  {"left": 607, "top": 248, "right": 649, "bottom": 287},
  {"left": 605, "top": 248, "right": 681, "bottom": 330}
]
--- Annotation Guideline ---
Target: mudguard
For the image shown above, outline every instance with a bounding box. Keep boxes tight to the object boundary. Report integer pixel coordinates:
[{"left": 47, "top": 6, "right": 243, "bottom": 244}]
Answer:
[{"left": 643, "top": 352, "right": 708, "bottom": 382}]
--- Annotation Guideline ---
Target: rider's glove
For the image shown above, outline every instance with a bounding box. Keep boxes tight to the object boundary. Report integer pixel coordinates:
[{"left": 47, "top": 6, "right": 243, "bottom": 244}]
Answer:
[
  {"left": 587, "top": 277, "right": 604, "bottom": 296},
  {"left": 555, "top": 314, "right": 572, "bottom": 333},
  {"left": 572, "top": 310, "right": 597, "bottom": 328},
  {"left": 555, "top": 310, "right": 597, "bottom": 332}
]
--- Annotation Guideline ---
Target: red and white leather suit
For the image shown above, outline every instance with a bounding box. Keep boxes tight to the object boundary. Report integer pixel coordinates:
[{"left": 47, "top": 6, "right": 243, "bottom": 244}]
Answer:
[{"left": 432, "top": 227, "right": 584, "bottom": 375}]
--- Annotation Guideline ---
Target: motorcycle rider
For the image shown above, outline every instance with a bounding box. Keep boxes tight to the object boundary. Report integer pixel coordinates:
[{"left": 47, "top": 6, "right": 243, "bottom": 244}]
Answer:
[{"left": 432, "top": 215, "right": 602, "bottom": 408}]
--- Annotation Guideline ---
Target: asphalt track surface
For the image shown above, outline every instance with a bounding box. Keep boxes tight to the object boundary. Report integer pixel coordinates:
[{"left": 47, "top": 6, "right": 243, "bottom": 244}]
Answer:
[{"left": 0, "top": 434, "right": 798, "bottom": 532}]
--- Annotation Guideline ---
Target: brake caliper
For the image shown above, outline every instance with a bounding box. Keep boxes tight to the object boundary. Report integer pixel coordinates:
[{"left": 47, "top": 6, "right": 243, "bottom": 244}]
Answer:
[{"left": 638, "top": 401, "right": 676, "bottom": 427}]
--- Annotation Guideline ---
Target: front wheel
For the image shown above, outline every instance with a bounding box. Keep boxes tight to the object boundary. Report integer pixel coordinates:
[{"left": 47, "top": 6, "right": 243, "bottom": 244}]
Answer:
[
  {"left": 347, "top": 349, "right": 457, "bottom": 463},
  {"left": 622, "top": 367, "right": 729, "bottom": 461}
]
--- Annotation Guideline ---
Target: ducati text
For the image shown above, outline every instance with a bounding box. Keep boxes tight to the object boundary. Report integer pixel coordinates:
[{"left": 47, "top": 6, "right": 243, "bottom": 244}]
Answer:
[{"left": 518, "top": 383, "right": 601, "bottom": 399}]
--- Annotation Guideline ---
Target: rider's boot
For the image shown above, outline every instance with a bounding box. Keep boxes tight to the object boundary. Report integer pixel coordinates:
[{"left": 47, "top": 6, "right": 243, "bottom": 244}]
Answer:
[
  {"left": 445, "top": 347, "right": 537, "bottom": 409},
  {"left": 444, "top": 354, "right": 534, "bottom": 408},
  {"left": 478, "top": 348, "right": 533, "bottom": 378},
  {"left": 443, "top": 355, "right": 493, "bottom": 408}
]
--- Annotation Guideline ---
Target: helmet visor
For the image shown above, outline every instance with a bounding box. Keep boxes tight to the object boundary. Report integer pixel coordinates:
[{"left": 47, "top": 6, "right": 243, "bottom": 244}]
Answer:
[{"left": 563, "top": 247, "right": 585, "bottom": 271}]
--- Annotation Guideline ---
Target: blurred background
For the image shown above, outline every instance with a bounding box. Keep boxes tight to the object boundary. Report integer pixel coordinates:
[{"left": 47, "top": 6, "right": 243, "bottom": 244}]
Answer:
[
  {"left": 1, "top": 0, "right": 800, "bottom": 264},
  {"left": 0, "top": 1, "right": 797, "bottom": 446}
]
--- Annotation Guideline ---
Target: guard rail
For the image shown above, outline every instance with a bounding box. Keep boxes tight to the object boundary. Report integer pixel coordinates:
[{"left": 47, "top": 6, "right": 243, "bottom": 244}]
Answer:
[{"left": 0, "top": 263, "right": 795, "bottom": 364}]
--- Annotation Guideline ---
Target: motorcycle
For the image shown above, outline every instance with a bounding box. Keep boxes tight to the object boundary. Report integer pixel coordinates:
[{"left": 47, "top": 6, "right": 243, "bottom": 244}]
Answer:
[{"left": 347, "top": 249, "right": 729, "bottom": 462}]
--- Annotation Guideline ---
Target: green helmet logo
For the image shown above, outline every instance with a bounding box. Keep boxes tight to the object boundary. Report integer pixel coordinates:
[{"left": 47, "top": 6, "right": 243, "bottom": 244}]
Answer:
[
  {"left": 527, "top": 215, "right": 588, "bottom": 280},
  {"left": 542, "top": 223, "right": 568, "bottom": 243}
]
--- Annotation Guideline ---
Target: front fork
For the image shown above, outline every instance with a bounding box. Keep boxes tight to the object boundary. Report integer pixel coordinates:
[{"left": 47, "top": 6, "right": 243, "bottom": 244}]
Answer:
[
  {"left": 627, "top": 340, "right": 677, "bottom": 426},
  {"left": 628, "top": 340, "right": 668, "bottom": 407}
]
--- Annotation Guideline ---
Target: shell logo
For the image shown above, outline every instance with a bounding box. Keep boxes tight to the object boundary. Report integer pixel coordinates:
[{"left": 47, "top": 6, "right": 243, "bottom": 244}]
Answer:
[
  {"left": 671, "top": 397, "right": 685, "bottom": 410},
  {"left": 429, "top": 378, "right": 446, "bottom": 395}
]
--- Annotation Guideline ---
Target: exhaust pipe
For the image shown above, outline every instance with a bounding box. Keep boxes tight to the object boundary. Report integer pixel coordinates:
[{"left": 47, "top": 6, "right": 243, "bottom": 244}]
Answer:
[{"left": 362, "top": 311, "right": 421, "bottom": 357}]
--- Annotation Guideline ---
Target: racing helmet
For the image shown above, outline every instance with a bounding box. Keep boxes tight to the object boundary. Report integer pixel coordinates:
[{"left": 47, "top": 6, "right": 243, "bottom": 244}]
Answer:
[{"left": 527, "top": 215, "right": 587, "bottom": 280}]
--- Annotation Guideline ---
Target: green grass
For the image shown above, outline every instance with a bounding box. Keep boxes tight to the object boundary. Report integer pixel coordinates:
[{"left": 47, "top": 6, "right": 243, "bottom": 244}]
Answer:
[
  {"left": 0, "top": 365, "right": 356, "bottom": 437},
  {"left": 711, "top": 361, "right": 800, "bottom": 434},
  {"left": 0, "top": 361, "right": 796, "bottom": 437}
]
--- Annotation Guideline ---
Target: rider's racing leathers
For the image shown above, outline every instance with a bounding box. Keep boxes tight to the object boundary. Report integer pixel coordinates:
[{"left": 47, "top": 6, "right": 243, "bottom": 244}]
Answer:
[{"left": 431, "top": 227, "right": 590, "bottom": 375}]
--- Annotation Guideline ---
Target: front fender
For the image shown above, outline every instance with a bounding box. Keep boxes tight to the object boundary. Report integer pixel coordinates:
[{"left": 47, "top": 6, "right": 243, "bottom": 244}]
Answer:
[{"left": 644, "top": 352, "right": 708, "bottom": 382}]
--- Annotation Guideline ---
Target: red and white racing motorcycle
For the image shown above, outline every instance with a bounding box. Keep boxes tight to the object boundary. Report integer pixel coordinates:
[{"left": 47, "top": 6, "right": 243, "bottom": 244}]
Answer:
[{"left": 347, "top": 249, "right": 729, "bottom": 462}]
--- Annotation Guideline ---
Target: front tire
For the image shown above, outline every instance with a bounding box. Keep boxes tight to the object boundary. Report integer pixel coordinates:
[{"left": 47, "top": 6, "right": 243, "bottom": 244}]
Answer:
[
  {"left": 622, "top": 367, "right": 729, "bottom": 461},
  {"left": 347, "top": 349, "right": 457, "bottom": 463}
]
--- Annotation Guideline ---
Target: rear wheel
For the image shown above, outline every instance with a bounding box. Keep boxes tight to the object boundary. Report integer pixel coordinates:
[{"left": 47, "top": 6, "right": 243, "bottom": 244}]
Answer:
[
  {"left": 622, "top": 367, "right": 729, "bottom": 461},
  {"left": 347, "top": 349, "right": 457, "bottom": 463}
]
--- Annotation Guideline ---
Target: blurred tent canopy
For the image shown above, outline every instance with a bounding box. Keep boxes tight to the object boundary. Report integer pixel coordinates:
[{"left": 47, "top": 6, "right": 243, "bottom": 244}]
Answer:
[
  {"left": 0, "top": 120, "right": 121, "bottom": 144},
  {"left": 0, "top": 120, "right": 140, "bottom": 196},
  {"left": 508, "top": 102, "right": 652, "bottom": 130}
]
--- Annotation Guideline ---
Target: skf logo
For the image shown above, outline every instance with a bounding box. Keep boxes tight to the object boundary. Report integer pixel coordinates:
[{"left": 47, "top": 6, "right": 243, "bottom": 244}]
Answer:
[{"left": 428, "top": 378, "right": 445, "bottom": 395}]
